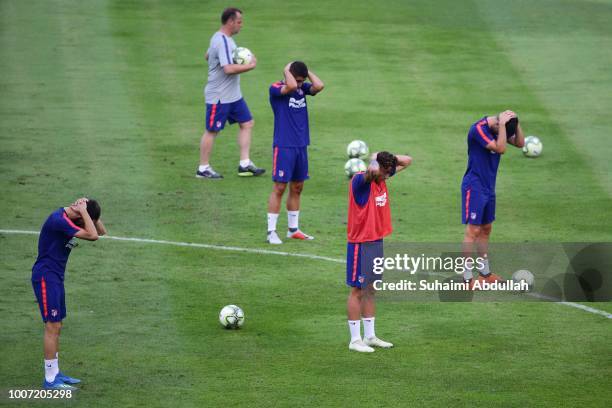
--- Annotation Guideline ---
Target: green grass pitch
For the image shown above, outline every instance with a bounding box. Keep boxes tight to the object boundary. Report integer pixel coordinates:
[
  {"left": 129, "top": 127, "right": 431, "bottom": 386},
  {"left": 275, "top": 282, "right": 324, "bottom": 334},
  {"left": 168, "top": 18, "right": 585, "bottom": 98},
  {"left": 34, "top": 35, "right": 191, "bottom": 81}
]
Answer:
[{"left": 1, "top": 0, "right": 611, "bottom": 406}]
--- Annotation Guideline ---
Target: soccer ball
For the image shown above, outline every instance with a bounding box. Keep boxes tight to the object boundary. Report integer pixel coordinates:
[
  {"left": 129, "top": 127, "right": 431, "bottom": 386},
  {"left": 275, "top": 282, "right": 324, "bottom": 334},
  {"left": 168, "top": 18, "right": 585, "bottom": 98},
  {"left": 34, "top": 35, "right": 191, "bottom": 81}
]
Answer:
[
  {"left": 232, "top": 47, "right": 253, "bottom": 65},
  {"left": 512, "top": 269, "right": 534, "bottom": 288},
  {"left": 344, "top": 158, "right": 367, "bottom": 177},
  {"left": 346, "top": 140, "right": 369, "bottom": 158},
  {"left": 523, "top": 136, "right": 543, "bottom": 158},
  {"left": 219, "top": 305, "right": 245, "bottom": 329}
]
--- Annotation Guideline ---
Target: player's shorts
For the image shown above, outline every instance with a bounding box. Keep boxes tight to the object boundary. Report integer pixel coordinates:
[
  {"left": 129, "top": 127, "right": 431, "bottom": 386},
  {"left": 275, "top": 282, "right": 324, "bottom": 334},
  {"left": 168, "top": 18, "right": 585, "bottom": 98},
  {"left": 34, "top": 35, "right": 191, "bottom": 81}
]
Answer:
[
  {"left": 205, "top": 98, "right": 252, "bottom": 132},
  {"left": 346, "top": 240, "right": 384, "bottom": 289},
  {"left": 462, "top": 186, "right": 496, "bottom": 225},
  {"left": 272, "top": 146, "right": 309, "bottom": 183},
  {"left": 32, "top": 277, "right": 66, "bottom": 322}
]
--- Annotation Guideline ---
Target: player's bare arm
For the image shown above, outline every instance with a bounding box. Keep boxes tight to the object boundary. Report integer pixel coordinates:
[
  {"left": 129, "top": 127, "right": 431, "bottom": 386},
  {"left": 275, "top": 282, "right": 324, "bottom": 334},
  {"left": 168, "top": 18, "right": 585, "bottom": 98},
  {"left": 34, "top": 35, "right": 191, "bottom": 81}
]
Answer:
[
  {"left": 222, "top": 54, "right": 257, "bottom": 75},
  {"left": 395, "top": 154, "right": 413, "bottom": 172},
  {"left": 307, "top": 70, "right": 324, "bottom": 95},
  {"left": 72, "top": 199, "right": 99, "bottom": 241},
  {"left": 365, "top": 159, "right": 380, "bottom": 183},
  {"left": 280, "top": 62, "right": 298, "bottom": 95},
  {"left": 94, "top": 219, "right": 107, "bottom": 236},
  {"left": 486, "top": 110, "right": 514, "bottom": 154}
]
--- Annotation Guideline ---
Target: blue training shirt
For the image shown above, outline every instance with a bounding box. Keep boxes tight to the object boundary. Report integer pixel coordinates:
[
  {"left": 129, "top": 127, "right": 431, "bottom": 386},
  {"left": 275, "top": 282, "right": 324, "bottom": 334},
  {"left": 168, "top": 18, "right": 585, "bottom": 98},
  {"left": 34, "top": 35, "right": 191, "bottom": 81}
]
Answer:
[
  {"left": 269, "top": 81, "right": 314, "bottom": 147},
  {"left": 351, "top": 173, "right": 370, "bottom": 207},
  {"left": 462, "top": 117, "right": 501, "bottom": 192},
  {"left": 31, "top": 208, "right": 82, "bottom": 282}
]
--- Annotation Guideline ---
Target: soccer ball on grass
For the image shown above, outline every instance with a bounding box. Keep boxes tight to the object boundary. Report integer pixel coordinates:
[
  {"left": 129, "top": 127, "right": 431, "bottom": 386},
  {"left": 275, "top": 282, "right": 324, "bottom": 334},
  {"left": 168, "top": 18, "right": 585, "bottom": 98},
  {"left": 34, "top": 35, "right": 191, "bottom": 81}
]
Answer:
[
  {"left": 512, "top": 269, "right": 535, "bottom": 290},
  {"left": 522, "top": 136, "right": 543, "bottom": 158},
  {"left": 219, "top": 305, "right": 245, "bottom": 329},
  {"left": 346, "top": 140, "right": 369, "bottom": 158},
  {"left": 344, "top": 158, "right": 367, "bottom": 177}
]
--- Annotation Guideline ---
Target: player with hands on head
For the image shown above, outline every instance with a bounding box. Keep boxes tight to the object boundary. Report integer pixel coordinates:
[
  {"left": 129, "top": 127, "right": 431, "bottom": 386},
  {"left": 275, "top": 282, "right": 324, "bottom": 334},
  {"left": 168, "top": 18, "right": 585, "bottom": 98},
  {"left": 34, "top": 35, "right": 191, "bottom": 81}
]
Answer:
[
  {"left": 461, "top": 110, "right": 525, "bottom": 288},
  {"left": 31, "top": 197, "right": 106, "bottom": 389},
  {"left": 346, "top": 151, "right": 412, "bottom": 352},
  {"left": 266, "top": 60, "right": 324, "bottom": 244}
]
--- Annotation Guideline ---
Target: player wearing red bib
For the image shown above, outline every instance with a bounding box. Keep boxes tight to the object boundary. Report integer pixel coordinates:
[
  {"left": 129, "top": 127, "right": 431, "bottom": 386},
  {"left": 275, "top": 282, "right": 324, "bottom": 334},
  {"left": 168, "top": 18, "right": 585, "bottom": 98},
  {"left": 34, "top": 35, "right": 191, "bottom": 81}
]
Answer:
[{"left": 346, "top": 151, "right": 412, "bottom": 353}]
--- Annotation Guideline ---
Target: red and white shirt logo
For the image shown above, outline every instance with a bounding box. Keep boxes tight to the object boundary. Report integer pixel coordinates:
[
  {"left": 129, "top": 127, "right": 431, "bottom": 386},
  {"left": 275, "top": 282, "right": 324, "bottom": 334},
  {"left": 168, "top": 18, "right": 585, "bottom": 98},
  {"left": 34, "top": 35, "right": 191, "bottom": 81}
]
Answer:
[{"left": 375, "top": 192, "right": 387, "bottom": 207}]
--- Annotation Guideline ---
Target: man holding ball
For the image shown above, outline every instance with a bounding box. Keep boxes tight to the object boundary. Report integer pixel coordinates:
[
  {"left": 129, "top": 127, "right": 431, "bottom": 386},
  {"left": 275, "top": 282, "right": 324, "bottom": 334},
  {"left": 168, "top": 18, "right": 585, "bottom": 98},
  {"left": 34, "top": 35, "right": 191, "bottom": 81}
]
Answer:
[{"left": 196, "top": 7, "right": 265, "bottom": 179}]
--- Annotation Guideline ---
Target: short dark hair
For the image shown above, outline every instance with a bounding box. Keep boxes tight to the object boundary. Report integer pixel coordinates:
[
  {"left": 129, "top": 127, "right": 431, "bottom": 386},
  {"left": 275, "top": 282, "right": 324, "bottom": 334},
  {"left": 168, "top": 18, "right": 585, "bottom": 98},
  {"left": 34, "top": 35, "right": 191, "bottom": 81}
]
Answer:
[
  {"left": 221, "top": 7, "right": 242, "bottom": 24},
  {"left": 86, "top": 199, "right": 101, "bottom": 221},
  {"left": 505, "top": 117, "right": 518, "bottom": 137},
  {"left": 290, "top": 61, "right": 308, "bottom": 79},
  {"left": 376, "top": 151, "right": 398, "bottom": 172}
]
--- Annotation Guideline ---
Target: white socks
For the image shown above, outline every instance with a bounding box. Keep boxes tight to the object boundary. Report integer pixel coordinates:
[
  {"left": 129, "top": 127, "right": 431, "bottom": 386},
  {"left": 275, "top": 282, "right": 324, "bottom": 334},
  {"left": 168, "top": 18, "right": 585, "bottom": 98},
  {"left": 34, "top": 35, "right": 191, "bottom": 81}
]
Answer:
[
  {"left": 464, "top": 257, "right": 489, "bottom": 280},
  {"left": 349, "top": 318, "right": 376, "bottom": 341},
  {"left": 288, "top": 210, "right": 299, "bottom": 231},
  {"left": 348, "top": 320, "right": 361, "bottom": 342},
  {"left": 479, "top": 258, "right": 491, "bottom": 276},
  {"left": 363, "top": 317, "right": 375, "bottom": 339},
  {"left": 267, "top": 213, "right": 279, "bottom": 232},
  {"left": 239, "top": 159, "right": 252, "bottom": 168},
  {"left": 268, "top": 211, "right": 300, "bottom": 232},
  {"left": 198, "top": 164, "right": 211, "bottom": 172},
  {"left": 44, "top": 358, "right": 59, "bottom": 383}
]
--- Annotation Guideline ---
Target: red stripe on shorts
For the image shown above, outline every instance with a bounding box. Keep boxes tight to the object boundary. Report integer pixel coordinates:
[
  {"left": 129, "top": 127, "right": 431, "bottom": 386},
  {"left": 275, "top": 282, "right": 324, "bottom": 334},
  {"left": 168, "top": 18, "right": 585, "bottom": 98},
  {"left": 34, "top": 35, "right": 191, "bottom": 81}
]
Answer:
[
  {"left": 465, "top": 189, "right": 471, "bottom": 221},
  {"left": 272, "top": 147, "right": 279, "bottom": 176},
  {"left": 41, "top": 277, "right": 48, "bottom": 318},
  {"left": 352, "top": 244, "right": 360, "bottom": 282},
  {"left": 209, "top": 104, "right": 218, "bottom": 129}
]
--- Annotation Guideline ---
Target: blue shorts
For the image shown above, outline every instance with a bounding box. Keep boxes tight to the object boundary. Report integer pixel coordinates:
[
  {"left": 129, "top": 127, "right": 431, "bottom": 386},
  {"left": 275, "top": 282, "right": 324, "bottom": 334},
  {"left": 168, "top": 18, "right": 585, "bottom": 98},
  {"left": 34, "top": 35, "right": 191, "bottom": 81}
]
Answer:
[
  {"left": 205, "top": 98, "right": 252, "bottom": 132},
  {"left": 346, "top": 240, "right": 384, "bottom": 288},
  {"left": 272, "top": 146, "right": 309, "bottom": 183},
  {"left": 462, "top": 186, "right": 496, "bottom": 225},
  {"left": 32, "top": 278, "right": 66, "bottom": 322}
]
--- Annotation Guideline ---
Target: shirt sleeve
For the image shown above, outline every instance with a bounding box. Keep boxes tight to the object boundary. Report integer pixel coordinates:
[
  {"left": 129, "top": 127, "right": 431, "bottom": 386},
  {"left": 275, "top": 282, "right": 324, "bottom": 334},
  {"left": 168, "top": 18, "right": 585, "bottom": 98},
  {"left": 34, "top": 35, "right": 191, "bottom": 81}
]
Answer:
[
  {"left": 55, "top": 211, "right": 82, "bottom": 238},
  {"left": 471, "top": 121, "right": 494, "bottom": 148},
  {"left": 302, "top": 82, "right": 314, "bottom": 96},
  {"left": 269, "top": 82, "right": 284, "bottom": 97},
  {"left": 216, "top": 35, "right": 233, "bottom": 67},
  {"left": 351, "top": 173, "right": 371, "bottom": 207}
]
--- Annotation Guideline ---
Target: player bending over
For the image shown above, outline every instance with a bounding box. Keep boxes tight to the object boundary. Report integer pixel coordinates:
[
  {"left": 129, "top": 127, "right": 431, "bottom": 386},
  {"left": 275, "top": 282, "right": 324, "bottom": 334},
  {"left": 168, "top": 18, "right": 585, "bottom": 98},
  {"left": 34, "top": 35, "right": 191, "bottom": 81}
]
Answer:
[
  {"left": 266, "top": 61, "right": 324, "bottom": 244},
  {"left": 346, "top": 151, "right": 412, "bottom": 352},
  {"left": 31, "top": 198, "right": 106, "bottom": 389},
  {"left": 461, "top": 110, "right": 525, "bottom": 287}
]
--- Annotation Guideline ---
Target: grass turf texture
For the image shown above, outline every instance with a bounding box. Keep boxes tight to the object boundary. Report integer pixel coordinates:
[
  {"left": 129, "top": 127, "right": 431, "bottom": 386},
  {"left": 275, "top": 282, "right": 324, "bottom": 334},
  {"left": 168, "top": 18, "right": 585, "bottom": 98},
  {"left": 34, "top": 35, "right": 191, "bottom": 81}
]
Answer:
[{"left": 1, "top": 0, "right": 611, "bottom": 406}]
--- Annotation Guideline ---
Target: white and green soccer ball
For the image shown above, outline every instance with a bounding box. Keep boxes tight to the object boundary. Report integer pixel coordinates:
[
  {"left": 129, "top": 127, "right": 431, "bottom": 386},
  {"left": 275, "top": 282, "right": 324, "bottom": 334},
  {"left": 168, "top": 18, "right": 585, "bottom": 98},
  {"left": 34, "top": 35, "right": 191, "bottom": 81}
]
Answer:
[
  {"left": 512, "top": 269, "right": 534, "bottom": 288},
  {"left": 344, "top": 158, "right": 367, "bottom": 177},
  {"left": 523, "top": 135, "right": 543, "bottom": 158},
  {"left": 346, "top": 140, "right": 369, "bottom": 158},
  {"left": 219, "top": 305, "right": 245, "bottom": 329},
  {"left": 232, "top": 47, "right": 253, "bottom": 65}
]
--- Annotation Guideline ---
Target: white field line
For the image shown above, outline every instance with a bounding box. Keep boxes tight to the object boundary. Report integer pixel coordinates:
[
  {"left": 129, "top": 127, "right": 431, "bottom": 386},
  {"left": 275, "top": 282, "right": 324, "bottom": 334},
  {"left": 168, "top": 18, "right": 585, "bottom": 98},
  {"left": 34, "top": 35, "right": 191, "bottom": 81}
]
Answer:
[
  {"left": 2, "top": 229, "right": 611, "bottom": 319},
  {"left": 527, "top": 292, "right": 612, "bottom": 319}
]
